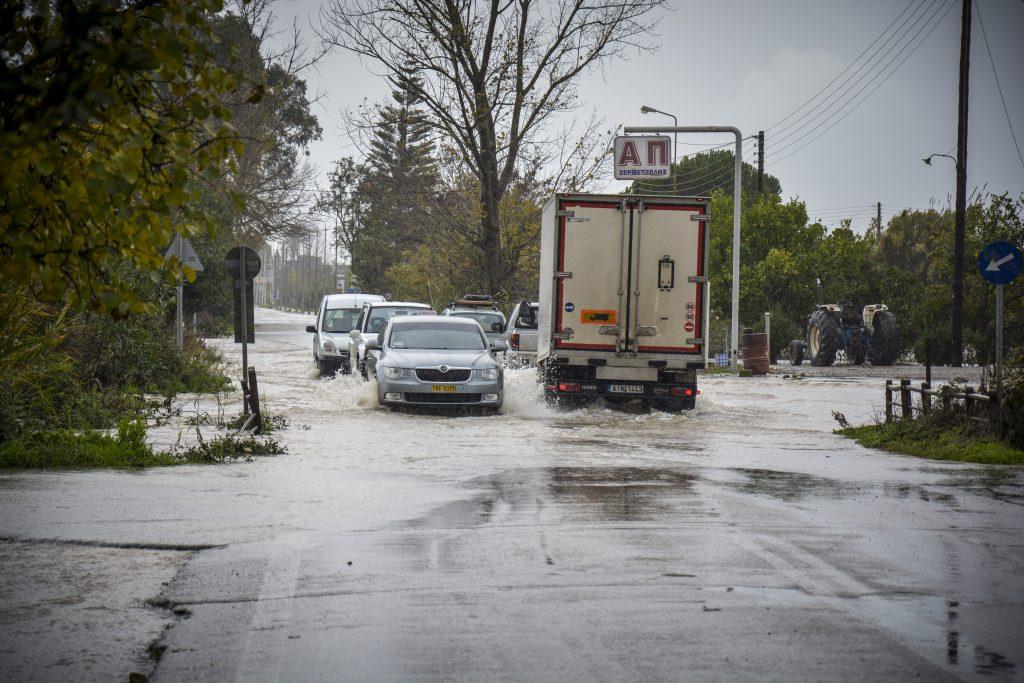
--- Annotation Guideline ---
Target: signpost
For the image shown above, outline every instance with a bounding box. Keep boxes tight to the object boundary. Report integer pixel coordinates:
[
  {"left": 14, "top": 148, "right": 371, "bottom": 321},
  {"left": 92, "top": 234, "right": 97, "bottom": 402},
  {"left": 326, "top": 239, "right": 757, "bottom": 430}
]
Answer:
[
  {"left": 164, "top": 234, "right": 204, "bottom": 349},
  {"left": 977, "top": 240, "right": 1022, "bottom": 435},
  {"left": 613, "top": 135, "right": 672, "bottom": 180},
  {"left": 225, "top": 246, "right": 262, "bottom": 414}
]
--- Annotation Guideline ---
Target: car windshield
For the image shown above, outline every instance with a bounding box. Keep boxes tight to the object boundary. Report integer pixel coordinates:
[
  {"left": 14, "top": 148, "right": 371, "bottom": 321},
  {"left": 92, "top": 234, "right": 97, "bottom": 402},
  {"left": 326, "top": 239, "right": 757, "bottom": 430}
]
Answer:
[
  {"left": 323, "top": 308, "right": 360, "bottom": 333},
  {"left": 452, "top": 310, "right": 505, "bottom": 332},
  {"left": 367, "top": 307, "right": 425, "bottom": 334},
  {"left": 389, "top": 322, "right": 486, "bottom": 350}
]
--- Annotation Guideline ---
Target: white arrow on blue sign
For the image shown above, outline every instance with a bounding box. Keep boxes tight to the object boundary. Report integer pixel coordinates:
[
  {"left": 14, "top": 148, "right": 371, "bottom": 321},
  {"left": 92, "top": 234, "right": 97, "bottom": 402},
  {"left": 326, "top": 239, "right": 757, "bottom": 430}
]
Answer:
[{"left": 977, "top": 241, "right": 1022, "bottom": 285}]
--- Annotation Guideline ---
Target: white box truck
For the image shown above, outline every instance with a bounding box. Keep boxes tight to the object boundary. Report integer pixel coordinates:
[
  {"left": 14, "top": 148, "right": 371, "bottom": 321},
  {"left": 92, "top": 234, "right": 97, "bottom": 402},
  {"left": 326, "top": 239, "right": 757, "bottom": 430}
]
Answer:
[{"left": 537, "top": 193, "right": 709, "bottom": 410}]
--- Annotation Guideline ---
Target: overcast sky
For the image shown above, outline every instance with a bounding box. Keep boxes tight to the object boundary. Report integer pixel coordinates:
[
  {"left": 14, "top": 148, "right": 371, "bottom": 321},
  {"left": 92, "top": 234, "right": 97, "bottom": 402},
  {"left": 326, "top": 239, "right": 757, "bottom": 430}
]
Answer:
[{"left": 278, "top": 0, "right": 1024, "bottom": 232}]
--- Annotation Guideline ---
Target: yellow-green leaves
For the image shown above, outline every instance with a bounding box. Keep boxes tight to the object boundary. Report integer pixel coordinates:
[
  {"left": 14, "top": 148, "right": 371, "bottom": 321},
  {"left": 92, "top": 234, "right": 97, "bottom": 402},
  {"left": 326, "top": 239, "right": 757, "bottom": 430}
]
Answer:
[{"left": 0, "top": 0, "right": 237, "bottom": 316}]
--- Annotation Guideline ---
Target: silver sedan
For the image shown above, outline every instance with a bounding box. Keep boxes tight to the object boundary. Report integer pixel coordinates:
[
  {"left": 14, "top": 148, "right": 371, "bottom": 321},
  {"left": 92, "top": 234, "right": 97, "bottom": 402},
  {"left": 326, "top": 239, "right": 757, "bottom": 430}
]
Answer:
[{"left": 365, "top": 315, "right": 506, "bottom": 412}]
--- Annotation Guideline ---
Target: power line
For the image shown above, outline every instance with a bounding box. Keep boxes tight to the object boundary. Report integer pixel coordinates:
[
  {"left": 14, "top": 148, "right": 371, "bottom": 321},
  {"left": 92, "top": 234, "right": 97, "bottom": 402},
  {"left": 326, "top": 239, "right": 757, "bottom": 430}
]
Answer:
[
  {"left": 766, "top": 0, "right": 923, "bottom": 133},
  {"left": 768, "top": 0, "right": 936, "bottom": 148},
  {"left": 975, "top": 0, "right": 1024, "bottom": 170},
  {"left": 767, "top": 0, "right": 958, "bottom": 166},
  {"left": 768, "top": 0, "right": 953, "bottom": 158}
]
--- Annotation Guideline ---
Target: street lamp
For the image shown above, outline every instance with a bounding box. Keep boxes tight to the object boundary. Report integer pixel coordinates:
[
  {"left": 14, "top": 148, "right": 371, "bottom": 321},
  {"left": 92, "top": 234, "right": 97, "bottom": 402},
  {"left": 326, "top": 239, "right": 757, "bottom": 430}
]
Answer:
[
  {"left": 640, "top": 105, "right": 677, "bottom": 164},
  {"left": 922, "top": 153, "right": 956, "bottom": 165}
]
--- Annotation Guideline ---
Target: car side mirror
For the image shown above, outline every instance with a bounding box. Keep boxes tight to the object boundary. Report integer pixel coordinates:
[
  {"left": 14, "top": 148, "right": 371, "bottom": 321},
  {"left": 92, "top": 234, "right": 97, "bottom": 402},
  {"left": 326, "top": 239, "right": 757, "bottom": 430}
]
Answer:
[
  {"left": 306, "top": 325, "right": 317, "bottom": 333},
  {"left": 490, "top": 322, "right": 504, "bottom": 332},
  {"left": 349, "top": 329, "right": 360, "bottom": 339},
  {"left": 491, "top": 341, "right": 508, "bottom": 352},
  {"left": 365, "top": 341, "right": 381, "bottom": 351}
]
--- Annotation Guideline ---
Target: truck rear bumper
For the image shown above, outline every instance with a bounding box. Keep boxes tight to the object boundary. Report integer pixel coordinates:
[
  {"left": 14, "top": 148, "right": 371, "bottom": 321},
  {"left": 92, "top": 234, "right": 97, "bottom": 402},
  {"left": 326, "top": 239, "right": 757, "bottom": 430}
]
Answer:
[{"left": 544, "top": 380, "right": 697, "bottom": 401}]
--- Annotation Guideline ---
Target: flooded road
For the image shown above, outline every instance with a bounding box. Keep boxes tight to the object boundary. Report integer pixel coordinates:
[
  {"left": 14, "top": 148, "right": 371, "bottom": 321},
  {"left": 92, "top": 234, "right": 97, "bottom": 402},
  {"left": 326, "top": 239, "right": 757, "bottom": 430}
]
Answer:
[{"left": 2, "top": 307, "right": 1023, "bottom": 681}]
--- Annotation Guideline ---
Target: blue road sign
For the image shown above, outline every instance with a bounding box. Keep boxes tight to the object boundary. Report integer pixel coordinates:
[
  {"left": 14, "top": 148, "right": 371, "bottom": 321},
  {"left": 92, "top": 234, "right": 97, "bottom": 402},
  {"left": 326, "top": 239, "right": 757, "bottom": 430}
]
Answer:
[{"left": 978, "top": 241, "right": 1023, "bottom": 285}]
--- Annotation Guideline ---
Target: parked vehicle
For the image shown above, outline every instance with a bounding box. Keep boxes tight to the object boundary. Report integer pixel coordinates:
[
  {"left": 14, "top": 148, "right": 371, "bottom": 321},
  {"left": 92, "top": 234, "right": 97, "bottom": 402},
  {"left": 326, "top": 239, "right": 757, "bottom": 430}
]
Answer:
[
  {"left": 502, "top": 300, "right": 539, "bottom": 366},
  {"left": 788, "top": 280, "right": 899, "bottom": 366},
  {"left": 536, "top": 193, "right": 708, "bottom": 412},
  {"left": 442, "top": 294, "right": 507, "bottom": 344},
  {"left": 348, "top": 301, "right": 434, "bottom": 379},
  {"left": 306, "top": 293, "right": 385, "bottom": 375},
  {"left": 365, "top": 315, "right": 506, "bottom": 412}
]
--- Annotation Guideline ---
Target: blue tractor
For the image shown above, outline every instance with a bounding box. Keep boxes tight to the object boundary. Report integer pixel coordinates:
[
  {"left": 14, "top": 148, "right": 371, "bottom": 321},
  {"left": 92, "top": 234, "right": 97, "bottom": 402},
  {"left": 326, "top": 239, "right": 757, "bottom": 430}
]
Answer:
[{"left": 789, "top": 280, "right": 899, "bottom": 367}]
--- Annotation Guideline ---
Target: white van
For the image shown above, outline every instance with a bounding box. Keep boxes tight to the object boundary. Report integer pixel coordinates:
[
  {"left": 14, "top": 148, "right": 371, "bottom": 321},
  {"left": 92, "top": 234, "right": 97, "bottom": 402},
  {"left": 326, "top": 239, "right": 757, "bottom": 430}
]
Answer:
[{"left": 307, "top": 293, "right": 386, "bottom": 375}]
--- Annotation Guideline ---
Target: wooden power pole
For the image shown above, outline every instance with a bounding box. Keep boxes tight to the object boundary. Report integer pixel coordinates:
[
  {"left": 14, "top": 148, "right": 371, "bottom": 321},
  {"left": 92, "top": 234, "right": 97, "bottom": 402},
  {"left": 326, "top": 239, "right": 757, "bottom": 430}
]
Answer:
[
  {"left": 877, "top": 202, "right": 882, "bottom": 237},
  {"left": 952, "top": 0, "right": 971, "bottom": 367},
  {"left": 757, "top": 130, "right": 765, "bottom": 194}
]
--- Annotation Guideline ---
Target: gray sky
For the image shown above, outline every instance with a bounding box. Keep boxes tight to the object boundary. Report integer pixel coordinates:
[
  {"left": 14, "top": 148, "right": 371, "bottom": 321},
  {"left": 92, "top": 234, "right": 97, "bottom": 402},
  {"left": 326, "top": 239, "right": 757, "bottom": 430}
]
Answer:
[{"left": 279, "top": 0, "right": 1024, "bottom": 232}]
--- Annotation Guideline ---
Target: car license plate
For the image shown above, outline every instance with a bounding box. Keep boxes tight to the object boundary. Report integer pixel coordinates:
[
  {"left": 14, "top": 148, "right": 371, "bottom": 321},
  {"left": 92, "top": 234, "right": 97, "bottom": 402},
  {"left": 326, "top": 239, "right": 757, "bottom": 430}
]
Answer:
[
  {"left": 431, "top": 384, "right": 456, "bottom": 393},
  {"left": 608, "top": 384, "right": 644, "bottom": 394}
]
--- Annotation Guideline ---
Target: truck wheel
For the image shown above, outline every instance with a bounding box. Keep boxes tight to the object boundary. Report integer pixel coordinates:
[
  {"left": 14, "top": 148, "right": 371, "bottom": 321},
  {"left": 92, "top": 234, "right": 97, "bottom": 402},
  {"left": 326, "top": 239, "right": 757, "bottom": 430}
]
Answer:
[
  {"left": 807, "top": 310, "right": 839, "bottom": 367},
  {"left": 868, "top": 310, "right": 899, "bottom": 366},
  {"left": 788, "top": 340, "right": 804, "bottom": 366}
]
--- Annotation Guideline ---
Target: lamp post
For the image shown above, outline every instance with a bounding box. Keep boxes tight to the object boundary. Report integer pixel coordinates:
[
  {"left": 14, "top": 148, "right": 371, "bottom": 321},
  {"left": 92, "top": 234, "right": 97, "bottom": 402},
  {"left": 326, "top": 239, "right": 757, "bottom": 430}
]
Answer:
[
  {"left": 922, "top": 153, "right": 956, "bottom": 166},
  {"left": 923, "top": 151, "right": 961, "bottom": 366},
  {"left": 640, "top": 105, "right": 678, "bottom": 164}
]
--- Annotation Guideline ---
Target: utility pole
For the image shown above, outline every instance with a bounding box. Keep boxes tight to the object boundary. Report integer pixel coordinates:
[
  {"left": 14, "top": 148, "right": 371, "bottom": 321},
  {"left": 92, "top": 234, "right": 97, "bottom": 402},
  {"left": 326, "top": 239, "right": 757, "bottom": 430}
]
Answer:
[
  {"left": 757, "top": 130, "right": 765, "bottom": 195},
  {"left": 876, "top": 202, "right": 882, "bottom": 237},
  {"left": 952, "top": 0, "right": 971, "bottom": 367}
]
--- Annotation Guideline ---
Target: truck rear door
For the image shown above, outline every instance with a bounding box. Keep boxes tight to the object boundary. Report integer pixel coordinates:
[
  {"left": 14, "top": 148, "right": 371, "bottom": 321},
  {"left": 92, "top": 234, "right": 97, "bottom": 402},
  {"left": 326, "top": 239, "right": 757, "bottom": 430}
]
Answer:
[
  {"left": 555, "top": 198, "right": 626, "bottom": 352},
  {"left": 554, "top": 196, "right": 706, "bottom": 357},
  {"left": 628, "top": 201, "right": 705, "bottom": 355}
]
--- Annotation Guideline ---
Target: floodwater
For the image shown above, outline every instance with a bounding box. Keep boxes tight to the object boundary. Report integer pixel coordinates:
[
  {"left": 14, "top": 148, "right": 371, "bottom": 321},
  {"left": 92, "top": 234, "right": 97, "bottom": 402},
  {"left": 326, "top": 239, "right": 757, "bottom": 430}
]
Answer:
[{"left": 1, "top": 307, "right": 1022, "bottom": 682}]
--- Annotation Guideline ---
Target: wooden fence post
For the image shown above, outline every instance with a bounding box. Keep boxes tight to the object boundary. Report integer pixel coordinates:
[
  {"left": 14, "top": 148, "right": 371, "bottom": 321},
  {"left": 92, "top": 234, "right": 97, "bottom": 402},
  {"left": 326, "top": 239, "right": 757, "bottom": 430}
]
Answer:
[
  {"left": 900, "top": 379, "right": 912, "bottom": 419},
  {"left": 246, "top": 366, "right": 262, "bottom": 433},
  {"left": 964, "top": 386, "right": 975, "bottom": 425},
  {"left": 885, "top": 380, "right": 893, "bottom": 423},
  {"left": 921, "top": 382, "right": 931, "bottom": 416},
  {"left": 988, "top": 391, "right": 999, "bottom": 435}
]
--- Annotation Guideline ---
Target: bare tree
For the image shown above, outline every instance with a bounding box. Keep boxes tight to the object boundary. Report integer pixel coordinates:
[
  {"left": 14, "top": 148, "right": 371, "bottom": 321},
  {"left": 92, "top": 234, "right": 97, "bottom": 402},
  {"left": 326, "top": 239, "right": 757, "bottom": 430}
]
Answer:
[{"left": 320, "top": 0, "right": 664, "bottom": 293}]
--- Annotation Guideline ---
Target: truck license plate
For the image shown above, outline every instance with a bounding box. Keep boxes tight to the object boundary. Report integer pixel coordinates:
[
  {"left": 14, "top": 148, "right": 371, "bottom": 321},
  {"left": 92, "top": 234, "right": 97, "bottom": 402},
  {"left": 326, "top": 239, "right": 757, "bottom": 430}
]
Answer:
[
  {"left": 431, "top": 384, "right": 456, "bottom": 393},
  {"left": 608, "top": 384, "right": 644, "bottom": 394}
]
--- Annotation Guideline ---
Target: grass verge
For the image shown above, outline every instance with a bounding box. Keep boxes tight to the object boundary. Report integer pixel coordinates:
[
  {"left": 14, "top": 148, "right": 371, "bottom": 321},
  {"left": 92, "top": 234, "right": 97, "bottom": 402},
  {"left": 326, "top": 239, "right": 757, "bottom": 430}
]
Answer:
[
  {"left": 838, "top": 421, "right": 1024, "bottom": 465},
  {"left": 0, "top": 419, "right": 286, "bottom": 469}
]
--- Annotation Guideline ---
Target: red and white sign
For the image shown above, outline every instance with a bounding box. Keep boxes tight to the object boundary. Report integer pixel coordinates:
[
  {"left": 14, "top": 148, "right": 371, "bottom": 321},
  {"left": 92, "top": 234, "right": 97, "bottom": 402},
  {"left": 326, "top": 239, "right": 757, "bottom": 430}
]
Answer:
[{"left": 613, "top": 135, "right": 672, "bottom": 180}]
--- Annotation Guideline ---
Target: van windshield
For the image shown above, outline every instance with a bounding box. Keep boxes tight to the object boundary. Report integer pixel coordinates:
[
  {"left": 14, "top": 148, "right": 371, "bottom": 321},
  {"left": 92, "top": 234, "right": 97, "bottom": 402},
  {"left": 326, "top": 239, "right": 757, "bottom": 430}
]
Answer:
[
  {"left": 323, "top": 308, "right": 360, "bottom": 333},
  {"left": 389, "top": 322, "right": 486, "bottom": 350}
]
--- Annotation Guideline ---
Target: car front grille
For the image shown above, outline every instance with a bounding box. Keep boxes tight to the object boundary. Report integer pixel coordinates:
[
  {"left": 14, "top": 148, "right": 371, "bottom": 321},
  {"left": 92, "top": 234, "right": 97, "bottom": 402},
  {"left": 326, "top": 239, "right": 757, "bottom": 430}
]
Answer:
[
  {"left": 404, "top": 392, "right": 481, "bottom": 404},
  {"left": 415, "top": 368, "right": 471, "bottom": 382}
]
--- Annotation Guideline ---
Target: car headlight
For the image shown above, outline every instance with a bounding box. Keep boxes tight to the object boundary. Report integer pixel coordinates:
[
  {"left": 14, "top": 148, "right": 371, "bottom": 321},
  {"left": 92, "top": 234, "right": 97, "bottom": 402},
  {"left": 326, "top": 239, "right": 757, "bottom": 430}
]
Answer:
[
  {"left": 322, "top": 340, "right": 336, "bottom": 353},
  {"left": 479, "top": 367, "right": 500, "bottom": 381},
  {"left": 382, "top": 367, "right": 407, "bottom": 379}
]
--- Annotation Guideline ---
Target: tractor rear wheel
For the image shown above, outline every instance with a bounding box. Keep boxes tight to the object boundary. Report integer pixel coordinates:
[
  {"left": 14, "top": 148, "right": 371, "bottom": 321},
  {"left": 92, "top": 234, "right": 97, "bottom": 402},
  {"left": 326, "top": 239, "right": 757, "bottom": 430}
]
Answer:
[
  {"left": 807, "top": 310, "right": 840, "bottom": 366},
  {"left": 868, "top": 310, "right": 899, "bottom": 365},
  {"left": 788, "top": 340, "right": 804, "bottom": 366}
]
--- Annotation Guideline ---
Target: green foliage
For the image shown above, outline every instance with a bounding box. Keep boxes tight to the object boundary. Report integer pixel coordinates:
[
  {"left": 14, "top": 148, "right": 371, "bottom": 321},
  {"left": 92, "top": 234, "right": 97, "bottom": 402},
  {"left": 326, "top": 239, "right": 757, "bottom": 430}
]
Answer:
[
  {"left": 1, "top": 0, "right": 243, "bottom": 316},
  {"left": 838, "top": 422, "right": 1024, "bottom": 465},
  {"left": 0, "top": 419, "right": 285, "bottom": 469}
]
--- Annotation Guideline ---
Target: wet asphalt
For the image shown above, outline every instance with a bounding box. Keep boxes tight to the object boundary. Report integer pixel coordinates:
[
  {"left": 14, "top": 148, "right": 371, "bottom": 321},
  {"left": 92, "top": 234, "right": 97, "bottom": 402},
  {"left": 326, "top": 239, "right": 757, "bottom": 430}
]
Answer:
[{"left": 1, "top": 308, "right": 1022, "bottom": 682}]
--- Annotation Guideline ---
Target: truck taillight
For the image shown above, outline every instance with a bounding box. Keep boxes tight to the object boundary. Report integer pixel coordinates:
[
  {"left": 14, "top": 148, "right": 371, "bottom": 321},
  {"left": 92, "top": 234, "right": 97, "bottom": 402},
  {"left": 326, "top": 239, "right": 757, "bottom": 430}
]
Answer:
[
  {"left": 558, "top": 382, "right": 581, "bottom": 393},
  {"left": 510, "top": 332, "right": 520, "bottom": 350},
  {"left": 670, "top": 387, "right": 695, "bottom": 397}
]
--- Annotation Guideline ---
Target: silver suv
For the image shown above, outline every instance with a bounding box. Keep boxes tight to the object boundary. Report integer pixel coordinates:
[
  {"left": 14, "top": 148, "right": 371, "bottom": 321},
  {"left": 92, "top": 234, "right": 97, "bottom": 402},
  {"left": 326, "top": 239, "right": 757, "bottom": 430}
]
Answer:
[
  {"left": 502, "top": 300, "right": 539, "bottom": 367},
  {"left": 442, "top": 294, "right": 506, "bottom": 345},
  {"left": 348, "top": 301, "right": 433, "bottom": 379}
]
